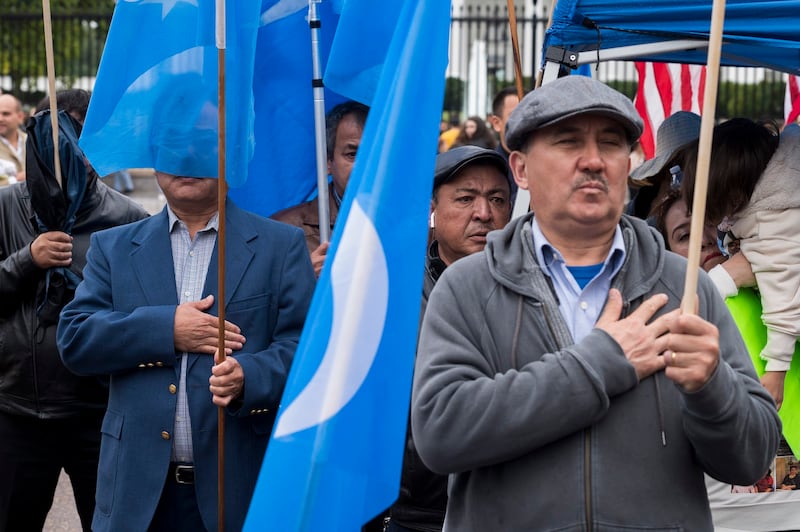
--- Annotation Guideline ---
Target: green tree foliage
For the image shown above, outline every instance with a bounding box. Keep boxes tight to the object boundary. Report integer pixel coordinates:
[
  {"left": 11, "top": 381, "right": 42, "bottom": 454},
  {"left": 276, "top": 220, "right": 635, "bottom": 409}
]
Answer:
[
  {"left": 718, "top": 79, "right": 785, "bottom": 122},
  {"left": 0, "top": 1, "right": 114, "bottom": 105},
  {"left": 443, "top": 77, "right": 466, "bottom": 116},
  {"left": 2, "top": 0, "right": 115, "bottom": 13}
]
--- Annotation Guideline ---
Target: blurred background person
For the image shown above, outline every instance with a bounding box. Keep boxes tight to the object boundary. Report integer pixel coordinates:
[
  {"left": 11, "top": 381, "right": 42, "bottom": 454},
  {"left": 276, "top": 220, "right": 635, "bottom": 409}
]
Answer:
[
  {"left": 0, "top": 93, "right": 27, "bottom": 184},
  {"left": 451, "top": 115, "right": 496, "bottom": 150},
  {"left": 437, "top": 116, "right": 461, "bottom": 153}
]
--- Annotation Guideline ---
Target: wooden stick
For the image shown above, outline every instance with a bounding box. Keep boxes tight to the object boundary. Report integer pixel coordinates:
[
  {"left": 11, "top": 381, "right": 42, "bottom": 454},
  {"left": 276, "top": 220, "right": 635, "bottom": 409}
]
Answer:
[
  {"left": 506, "top": 0, "right": 525, "bottom": 100},
  {"left": 215, "top": 2, "right": 227, "bottom": 530},
  {"left": 681, "top": 0, "right": 726, "bottom": 314},
  {"left": 41, "top": 0, "right": 62, "bottom": 187}
]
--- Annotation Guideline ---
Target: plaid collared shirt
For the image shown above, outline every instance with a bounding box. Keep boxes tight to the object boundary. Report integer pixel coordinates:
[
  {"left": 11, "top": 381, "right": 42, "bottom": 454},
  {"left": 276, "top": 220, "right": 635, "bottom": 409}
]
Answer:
[{"left": 167, "top": 207, "right": 218, "bottom": 463}]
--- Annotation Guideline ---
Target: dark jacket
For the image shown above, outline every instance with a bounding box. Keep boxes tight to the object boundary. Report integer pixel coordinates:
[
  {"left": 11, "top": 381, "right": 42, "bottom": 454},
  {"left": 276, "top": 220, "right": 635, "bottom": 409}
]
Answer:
[
  {"left": 271, "top": 187, "right": 340, "bottom": 255},
  {"left": 390, "top": 241, "right": 448, "bottom": 531},
  {"left": 0, "top": 179, "right": 148, "bottom": 418}
]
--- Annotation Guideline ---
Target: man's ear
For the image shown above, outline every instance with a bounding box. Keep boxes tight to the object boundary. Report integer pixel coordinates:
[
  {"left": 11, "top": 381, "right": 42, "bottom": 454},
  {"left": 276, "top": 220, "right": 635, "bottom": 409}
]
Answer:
[
  {"left": 508, "top": 151, "right": 529, "bottom": 191},
  {"left": 488, "top": 115, "right": 502, "bottom": 134}
]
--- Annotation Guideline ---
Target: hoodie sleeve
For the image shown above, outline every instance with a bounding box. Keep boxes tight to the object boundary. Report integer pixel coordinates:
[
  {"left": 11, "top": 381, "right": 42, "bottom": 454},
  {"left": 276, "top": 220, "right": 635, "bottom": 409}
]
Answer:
[
  {"left": 411, "top": 260, "right": 640, "bottom": 475},
  {"left": 737, "top": 209, "right": 800, "bottom": 371},
  {"left": 679, "top": 273, "right": 781, "bottom": 485}
]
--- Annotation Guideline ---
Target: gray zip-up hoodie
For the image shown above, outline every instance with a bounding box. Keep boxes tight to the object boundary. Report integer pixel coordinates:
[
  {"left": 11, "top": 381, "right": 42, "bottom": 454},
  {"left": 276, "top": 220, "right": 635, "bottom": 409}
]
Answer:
[{"left": 412, "top": 213, "right": 780, "bottom": 532}]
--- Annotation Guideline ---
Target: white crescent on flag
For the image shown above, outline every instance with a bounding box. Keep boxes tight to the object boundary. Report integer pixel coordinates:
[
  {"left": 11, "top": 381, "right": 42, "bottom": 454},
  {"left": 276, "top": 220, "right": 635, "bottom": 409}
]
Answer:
[{"left": 273, "top": 199, "right": 389, "bottom": 438}]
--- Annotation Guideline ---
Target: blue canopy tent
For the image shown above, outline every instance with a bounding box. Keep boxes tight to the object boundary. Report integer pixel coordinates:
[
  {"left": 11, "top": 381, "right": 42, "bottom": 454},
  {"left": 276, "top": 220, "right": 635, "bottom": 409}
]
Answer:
[{"left": 541, "top": 0, "right": 800, "bottom": 78}]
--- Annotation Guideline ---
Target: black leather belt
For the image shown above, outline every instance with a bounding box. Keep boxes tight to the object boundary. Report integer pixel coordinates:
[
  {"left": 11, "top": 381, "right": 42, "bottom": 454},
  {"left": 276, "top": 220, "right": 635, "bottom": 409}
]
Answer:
[{"left": 169, "top": 463, "right": 195, "bottom": 485}]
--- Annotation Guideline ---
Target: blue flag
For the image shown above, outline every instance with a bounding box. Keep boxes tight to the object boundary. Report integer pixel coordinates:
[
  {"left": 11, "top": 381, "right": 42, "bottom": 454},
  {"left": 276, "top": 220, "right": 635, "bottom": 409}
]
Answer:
[
  {"left": 227, "top": 0, "right": 347, "bottom": 217},
  {"left": 79, "top": 0, "right": 260, "bottom": 186},
  {"left": 572, "top": 63, "right": 594, "bottom": 77},
  {"left": 243, "top": 0, "right": 450, "bottom": 529},
  {"left": 323, "top": 0, "right": 404, "bottom": 106}
]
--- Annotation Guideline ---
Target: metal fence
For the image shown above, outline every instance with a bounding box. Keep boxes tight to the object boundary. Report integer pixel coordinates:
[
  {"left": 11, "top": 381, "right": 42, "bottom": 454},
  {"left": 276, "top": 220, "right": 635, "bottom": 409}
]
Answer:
[
  {"left": 0, "top": 11, "right": 110, "bottom": 106},
  {"left": 0, "top": 6, "right": 788, "bottom": 122}
]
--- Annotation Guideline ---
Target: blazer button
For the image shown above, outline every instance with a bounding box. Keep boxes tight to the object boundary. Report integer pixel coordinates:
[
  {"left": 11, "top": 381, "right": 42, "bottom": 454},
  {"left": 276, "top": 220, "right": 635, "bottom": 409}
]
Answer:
[
  {"left": 147, "top": 363, "right": 155, "bottom": 368},
  {"left": 156, "top": 361, "right": 164, "bottom": 367},
  {"left": 161, "top": 431, "right": 171, "bottom": 440},
  {"left": 138, "top": 364, "right": 146, "bottom": 368},
  {"left": 169, "top": 384, "right": 177, "bottom": 394}
]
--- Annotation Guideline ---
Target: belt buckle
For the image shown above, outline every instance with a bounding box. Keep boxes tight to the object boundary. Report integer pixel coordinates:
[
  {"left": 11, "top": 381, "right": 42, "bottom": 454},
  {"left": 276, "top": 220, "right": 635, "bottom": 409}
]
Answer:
[{"left": 174, "top": 464, "right": 194, "bottom": 485}]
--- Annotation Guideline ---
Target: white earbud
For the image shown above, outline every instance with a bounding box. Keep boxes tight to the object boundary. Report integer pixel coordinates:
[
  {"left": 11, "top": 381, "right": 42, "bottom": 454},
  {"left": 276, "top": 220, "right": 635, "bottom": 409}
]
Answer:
[{"left": 429, "top": 211, "right": 435, "bottom": 229}]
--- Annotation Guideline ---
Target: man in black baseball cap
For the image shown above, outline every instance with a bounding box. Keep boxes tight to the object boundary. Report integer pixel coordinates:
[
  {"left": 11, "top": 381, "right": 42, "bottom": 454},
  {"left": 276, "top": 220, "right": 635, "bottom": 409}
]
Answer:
[
  {"left": 386, "top": 145, "right": 511, "bottom": 532},
  {"left": 428, "top": 145, "right": 511, "bottom": 266}
]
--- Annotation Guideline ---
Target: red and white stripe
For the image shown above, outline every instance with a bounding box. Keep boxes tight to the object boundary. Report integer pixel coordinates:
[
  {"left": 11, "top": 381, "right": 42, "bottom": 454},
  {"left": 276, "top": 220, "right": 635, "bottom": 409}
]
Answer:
[
  {"left": 634, "top": 62, "right": 706, "bottom": 159},
  {"left": 785, "top": 74, "right": 800, "bottom": 126}
]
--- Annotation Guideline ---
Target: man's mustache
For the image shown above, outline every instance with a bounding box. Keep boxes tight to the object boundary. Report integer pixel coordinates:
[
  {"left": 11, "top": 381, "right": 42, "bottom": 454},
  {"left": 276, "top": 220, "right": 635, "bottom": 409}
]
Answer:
[{"left": 573, "top": 173, "right": 609, "bottom": 193}]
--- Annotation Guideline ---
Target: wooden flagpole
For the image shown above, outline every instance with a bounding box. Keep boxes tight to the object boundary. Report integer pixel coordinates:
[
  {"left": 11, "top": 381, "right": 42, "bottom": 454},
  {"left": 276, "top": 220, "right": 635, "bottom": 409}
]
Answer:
[
  {"left": 215, "top": 1, "right": 227, "bottom": 530},
  {"left": 681, "top": 0, "right": 726, "bottom": 314},
  {"left": 506, "top": 0, "right": 525, "bottom": 100},
  {"left": 41, "top": 0, "right": 62, "bottom": 187}
]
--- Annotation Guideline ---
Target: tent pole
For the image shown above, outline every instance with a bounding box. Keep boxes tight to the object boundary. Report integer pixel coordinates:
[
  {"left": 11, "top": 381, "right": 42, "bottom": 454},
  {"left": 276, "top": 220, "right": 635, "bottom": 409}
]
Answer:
[{"left": 310, "top": 0, "right": 331, "bottom": 244}]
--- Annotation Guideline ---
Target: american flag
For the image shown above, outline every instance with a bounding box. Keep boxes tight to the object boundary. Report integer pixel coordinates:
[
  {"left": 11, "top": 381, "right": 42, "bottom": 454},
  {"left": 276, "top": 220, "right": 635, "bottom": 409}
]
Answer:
[
  {"left": 634, "top": 62, "right": 706, "bottom": 158},
  {"left": 785, "top": 74, "right": 800, "bottom": 126}
]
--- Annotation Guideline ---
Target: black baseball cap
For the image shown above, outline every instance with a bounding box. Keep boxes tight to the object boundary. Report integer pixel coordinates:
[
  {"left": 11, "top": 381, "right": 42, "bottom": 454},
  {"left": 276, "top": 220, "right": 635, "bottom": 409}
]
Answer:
[{"left": 433, "top": 145, "right": 510, "bottom": 191}]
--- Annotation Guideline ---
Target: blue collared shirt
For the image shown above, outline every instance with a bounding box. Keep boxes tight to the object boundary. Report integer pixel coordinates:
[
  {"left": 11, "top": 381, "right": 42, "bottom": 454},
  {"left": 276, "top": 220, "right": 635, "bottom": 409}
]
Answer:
[
  {"left": 167, "top": 207, "right": 219, "bottom": 463},
  {"left": 531, "top": 217, "right": 626, "bottom": 342}
]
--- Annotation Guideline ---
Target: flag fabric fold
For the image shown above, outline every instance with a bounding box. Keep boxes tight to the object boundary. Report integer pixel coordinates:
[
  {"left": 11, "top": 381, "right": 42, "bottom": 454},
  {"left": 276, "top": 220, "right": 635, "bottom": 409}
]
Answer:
[
  {"left": 322, "top": 1, "right": 404, "bottom": 106},
  {"left": 79, "top": 0, "right": 260, "bottom": 186},
  {"left": 634, "top": 62, "right": 705, "bottom": 159},
  {"left": 228, "top": 0, "right": 347, "bottom": 217},
  {"left": 785, "top": 74, "right": 800, "bottom": 126},
  {"left": 243, "top": 0, "right": 450, "bottom": 529}
]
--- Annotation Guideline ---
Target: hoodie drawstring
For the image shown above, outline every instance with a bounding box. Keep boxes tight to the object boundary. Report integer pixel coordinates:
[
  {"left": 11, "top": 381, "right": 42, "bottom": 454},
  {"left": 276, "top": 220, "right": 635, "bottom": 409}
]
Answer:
[
  {"left": 653, "top": 375, "right": 668, "bottom": 447},
  {"left": 511, "top": 295, "right": 524, "bottom": 369}
]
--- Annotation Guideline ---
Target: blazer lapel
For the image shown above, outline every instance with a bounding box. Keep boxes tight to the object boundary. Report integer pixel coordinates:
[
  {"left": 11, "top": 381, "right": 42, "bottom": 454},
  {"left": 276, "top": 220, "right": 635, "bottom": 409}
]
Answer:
[
  {"left": 203, "top": 202, "right": 256, "bottom": 309},
  {"left": 131, "top": 209, "right": 178, "bottom": 306}
]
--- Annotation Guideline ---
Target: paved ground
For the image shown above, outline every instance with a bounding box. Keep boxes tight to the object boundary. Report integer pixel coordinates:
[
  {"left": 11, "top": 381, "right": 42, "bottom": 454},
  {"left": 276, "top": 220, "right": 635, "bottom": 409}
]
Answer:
[{"left": 44, "top": 170, "right": 163, "bottom": 532}]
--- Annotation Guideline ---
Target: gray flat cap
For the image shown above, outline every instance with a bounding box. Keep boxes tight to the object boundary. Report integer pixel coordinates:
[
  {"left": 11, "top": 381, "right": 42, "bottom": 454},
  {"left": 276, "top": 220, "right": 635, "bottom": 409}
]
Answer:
[{"left": 505, "top": 76, "right": 643, "bottom": 151}]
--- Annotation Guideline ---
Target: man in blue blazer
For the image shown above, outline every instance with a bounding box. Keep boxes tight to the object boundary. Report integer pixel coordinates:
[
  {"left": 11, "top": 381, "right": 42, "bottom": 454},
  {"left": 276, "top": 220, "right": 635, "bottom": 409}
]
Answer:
[{"left": 58, "top": 173, "right": 315, "bottom": 531}]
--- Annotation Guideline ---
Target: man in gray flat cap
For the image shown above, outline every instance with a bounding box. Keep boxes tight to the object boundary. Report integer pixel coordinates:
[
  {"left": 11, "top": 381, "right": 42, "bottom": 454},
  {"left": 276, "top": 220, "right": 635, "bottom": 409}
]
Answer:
[{"left": 411, "top": 76, "right": 780, "bottom": 531}]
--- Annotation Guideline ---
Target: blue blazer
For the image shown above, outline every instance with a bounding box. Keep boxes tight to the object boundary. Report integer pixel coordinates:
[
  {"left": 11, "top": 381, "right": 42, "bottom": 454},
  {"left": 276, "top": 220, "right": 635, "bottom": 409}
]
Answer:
[{"left": 58, "top": 201, "right": 315, "bottom": 532}]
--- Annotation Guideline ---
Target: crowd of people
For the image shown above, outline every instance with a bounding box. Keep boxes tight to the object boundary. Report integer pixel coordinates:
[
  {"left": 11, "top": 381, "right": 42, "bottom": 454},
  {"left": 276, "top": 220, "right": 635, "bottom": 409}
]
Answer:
[{"left": 0, "top": 74, "right": 797, "bottom": 531}]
